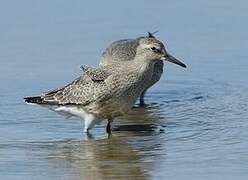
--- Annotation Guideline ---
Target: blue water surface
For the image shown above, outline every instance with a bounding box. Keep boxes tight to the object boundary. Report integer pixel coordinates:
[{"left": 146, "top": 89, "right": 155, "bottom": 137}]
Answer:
[{"left": 0, "top": 0, "right": 248, "bottom": 179}]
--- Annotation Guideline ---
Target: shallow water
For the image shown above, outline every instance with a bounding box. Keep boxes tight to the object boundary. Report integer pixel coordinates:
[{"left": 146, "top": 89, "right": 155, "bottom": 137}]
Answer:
[{"left": 0, "top": 0, "right": 248, "bottom": 179}]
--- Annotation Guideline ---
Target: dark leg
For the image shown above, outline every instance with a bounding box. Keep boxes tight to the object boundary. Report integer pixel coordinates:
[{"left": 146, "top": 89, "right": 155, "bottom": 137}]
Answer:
[
  {"left": 139, "top": 90, "right": 146, "bottom": 106},
  {"left": 106, "top": 119, "right": 113, "bottom": 134}
]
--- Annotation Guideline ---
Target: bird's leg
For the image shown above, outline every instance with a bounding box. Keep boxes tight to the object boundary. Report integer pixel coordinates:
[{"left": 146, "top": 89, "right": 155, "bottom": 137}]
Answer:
[
  {"left": 106, "top": 118, "right": 113, "bottom": 134},
  {"left": 139, "top": 90, "right": 147, "bottom": 106}
]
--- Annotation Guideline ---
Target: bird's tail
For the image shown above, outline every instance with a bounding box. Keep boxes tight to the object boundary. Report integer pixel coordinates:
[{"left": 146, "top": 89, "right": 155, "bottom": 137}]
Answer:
[{"left": 24, "top": 96, "right": 44, "bottom": 104}]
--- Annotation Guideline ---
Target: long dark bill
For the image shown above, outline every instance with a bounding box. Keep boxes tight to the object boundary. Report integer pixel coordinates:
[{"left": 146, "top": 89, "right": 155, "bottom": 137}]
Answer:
[{"left": 165, "top": 53, "right": 187, "bottom": 68}]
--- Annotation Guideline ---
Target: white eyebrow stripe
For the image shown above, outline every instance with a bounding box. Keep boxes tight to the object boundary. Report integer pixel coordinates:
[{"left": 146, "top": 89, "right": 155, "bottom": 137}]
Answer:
[{"left": 140, "top": 44, "right": 153, "bottom": 49}]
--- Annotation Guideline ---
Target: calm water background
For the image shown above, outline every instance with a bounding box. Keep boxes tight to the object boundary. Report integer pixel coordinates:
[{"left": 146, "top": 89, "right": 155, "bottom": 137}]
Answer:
[{"left": 0, "top": 0, "right": 248, "bottom": 179}]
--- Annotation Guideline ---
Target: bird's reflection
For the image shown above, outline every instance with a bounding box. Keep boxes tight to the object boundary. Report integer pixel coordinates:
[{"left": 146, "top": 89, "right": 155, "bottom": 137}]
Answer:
[
  {"left": 35, "top": 137, "right": 148, "bottom": 180},
  {"left": 29, "top": 103, "right": 166, "bottom": 180}
]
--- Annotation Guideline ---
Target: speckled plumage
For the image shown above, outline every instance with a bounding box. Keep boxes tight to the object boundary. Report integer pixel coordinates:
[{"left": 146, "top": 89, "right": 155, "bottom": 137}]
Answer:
[
  {"left": 80, "top": 65, "right": 111, "bottom": 81},
  {"left": 25, "top": 58, "right": 157, "bottom": 131},
  {"left": 24, "top": 35, "right": 186, "bottom": 133},
  {"left": 100, "top": 35, "right": 164, "bottom": 104}
]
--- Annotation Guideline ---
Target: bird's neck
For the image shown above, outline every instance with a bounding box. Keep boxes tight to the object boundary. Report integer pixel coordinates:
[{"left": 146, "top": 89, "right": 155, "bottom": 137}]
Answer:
[{"left": 133, "top": 58, "right": 156, "bottom": 80}]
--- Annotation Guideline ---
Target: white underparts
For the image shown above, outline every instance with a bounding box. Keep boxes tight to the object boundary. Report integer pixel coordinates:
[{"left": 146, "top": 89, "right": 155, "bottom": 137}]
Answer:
[{"left": 44, "top": 105, "right": 97, "bottom": 132}]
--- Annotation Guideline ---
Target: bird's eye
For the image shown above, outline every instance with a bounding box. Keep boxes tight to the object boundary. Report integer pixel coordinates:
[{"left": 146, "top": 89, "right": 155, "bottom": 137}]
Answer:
[
  {"left": 150, "top": 46, "right": 161, "bottom": 53},
  {"left": 151, "top": 47, "right": 157, "bottom": 51}
]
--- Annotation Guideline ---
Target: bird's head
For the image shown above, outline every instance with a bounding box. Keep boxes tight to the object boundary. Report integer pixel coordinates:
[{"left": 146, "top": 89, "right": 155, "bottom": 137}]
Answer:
[{"left": 136, "top": 33, "right": 186, "bottom": 68}]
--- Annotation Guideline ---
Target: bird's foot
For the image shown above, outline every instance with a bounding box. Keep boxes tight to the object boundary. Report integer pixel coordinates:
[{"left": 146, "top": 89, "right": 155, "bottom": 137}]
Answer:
[{"left": 139, "top": 100, "right": 148, "bottom": 107}]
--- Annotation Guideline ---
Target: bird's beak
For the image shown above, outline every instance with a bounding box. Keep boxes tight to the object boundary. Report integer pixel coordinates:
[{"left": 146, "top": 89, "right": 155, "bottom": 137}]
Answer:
[{"left": 161, "top": 53, "right": 187, "bottom": 68}]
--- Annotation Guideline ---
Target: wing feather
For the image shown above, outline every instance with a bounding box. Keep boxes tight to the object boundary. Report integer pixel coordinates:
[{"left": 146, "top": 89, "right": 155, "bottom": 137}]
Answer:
[
  {"left": 80, "top": 65, "right": 110, "bottom": 81},
  {"left": 28, "top": 66, "right": 139, "bottom": 107}
]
